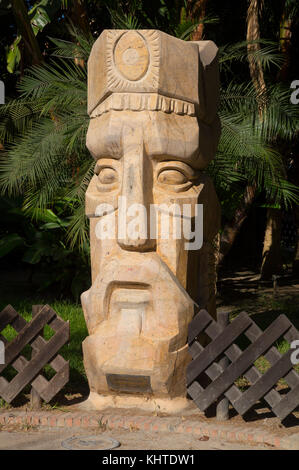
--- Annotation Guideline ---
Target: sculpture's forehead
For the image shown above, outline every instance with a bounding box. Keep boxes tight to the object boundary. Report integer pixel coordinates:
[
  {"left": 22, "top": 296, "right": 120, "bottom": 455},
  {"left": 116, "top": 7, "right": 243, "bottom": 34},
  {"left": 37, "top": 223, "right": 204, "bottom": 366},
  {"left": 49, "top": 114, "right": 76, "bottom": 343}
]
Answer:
[
  {"left": 86, "top": 110, "right": 200, "bottom": 164},
  {"left": 86, "top": 30, "right": 220, "bottom": 169},
  {"left": 87, "top": 30, "right": 201, "bottom": 116},
  {"left": 87, "top": 30, "right": 220, "bottom": 125}
]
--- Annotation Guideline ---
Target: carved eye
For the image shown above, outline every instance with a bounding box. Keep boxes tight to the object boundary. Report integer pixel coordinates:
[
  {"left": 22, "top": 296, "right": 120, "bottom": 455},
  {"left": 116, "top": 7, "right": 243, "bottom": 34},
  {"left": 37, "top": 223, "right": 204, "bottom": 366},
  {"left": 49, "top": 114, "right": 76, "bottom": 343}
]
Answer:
[
  {"left": 98, "top": 167, "right": 118, "bottom": 184},
  {"left": 157, "top": 169, "right": 188, "bottom": 185},
  {"left": 156, "top": 162, "right": 196, "bottom": 192}
]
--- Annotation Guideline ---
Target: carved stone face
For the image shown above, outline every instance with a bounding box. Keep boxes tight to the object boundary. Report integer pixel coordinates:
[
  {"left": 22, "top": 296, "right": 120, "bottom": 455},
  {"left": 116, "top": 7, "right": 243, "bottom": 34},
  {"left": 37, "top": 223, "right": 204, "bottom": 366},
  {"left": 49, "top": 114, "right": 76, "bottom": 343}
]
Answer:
[
  {"left": 82, "top": 109, "right": 220, "bottom": 398},
  {"left": 81, "top": 29, "right": 220, "bottom": 401}
]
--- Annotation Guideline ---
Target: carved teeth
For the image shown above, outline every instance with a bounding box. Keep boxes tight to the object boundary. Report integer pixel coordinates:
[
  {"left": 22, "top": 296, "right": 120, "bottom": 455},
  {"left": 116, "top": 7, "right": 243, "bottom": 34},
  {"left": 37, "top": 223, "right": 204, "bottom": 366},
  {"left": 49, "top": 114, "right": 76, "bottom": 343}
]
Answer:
[{"left": 90, "top": 93, "right": 195, "bottom": 118}]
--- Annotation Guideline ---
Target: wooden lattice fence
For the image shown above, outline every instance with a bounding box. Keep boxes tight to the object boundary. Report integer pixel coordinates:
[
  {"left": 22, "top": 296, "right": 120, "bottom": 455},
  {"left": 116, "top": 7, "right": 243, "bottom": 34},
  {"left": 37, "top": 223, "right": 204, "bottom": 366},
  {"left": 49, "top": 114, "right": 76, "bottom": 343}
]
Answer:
[
  {"left": 187, "top": 309, "right": 299, "bottom": 422},
  {"left": 0, "top": 304, "right": 69, "bottom": 405}
]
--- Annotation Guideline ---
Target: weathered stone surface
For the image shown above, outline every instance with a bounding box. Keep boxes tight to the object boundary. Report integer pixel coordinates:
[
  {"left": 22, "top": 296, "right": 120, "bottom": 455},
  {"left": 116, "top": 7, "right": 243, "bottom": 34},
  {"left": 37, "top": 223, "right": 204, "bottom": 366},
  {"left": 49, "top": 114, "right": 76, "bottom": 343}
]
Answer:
[
  {"left": 87, "top": 30, "right": 220, "bottom": 124},
  {"left": 81, "top": 29, "right": 221, "bottom": 406}
]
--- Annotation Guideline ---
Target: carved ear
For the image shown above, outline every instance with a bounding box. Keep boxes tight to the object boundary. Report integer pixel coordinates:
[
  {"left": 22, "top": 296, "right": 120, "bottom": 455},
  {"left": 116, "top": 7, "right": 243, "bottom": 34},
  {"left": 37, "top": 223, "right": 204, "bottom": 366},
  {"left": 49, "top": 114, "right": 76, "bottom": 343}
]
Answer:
[{"left": 193, "top": 40, "right": 220, "bottom": 125}]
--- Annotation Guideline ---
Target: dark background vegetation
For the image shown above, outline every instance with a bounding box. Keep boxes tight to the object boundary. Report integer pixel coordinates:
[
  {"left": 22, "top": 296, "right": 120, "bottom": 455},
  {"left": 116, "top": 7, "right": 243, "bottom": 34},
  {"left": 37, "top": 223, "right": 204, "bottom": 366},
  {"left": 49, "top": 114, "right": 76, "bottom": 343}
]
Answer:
[{"left": 0, "top": 0, "right": 298, "bottom": 301}]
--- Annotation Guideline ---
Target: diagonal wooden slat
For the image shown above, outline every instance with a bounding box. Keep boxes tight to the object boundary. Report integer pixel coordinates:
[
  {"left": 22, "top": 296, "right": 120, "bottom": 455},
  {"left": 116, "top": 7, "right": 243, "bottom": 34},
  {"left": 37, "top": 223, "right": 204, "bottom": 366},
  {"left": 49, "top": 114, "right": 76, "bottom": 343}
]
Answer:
[
  {"left": 0, "top": 305, "right": 55, "bottom": 374},
  {"left": 188, "top": 309, "right": 299, "bottom": 423},
  {"left": 272, "top": 383, "right": 299, "bottom": 420},
  {"left": 187, "top": 311, "right": 252, "bottom": 386},
  {"left": 0, "top": 322, "right": 69, "bottom": 403},
  {"left": 191, "top": 315, "right": 291, "bottom": 410},
  {"left": 193, "top": 315, "right": 292, "bottom": 411},
  {"left": 201, "top": 316, "right": 283, "bottom": 409},
  {"left": 0, "top": 305, "right": 19, "bottom": 331},
  {"left": 10, "top": 312, "right": 27, "bottom": 333},
  {"left": 188, "top": 336, "right": 242, "bottom": 405},
  {"left": 245, "top": 321, "right": 299, "bottom": 390},
  {"left": 0, "top": 305, "right": 69, "bottom": 405},
  {"left": 188, "top": 313, "right": 273, "bottom": 406},
  {"left": 233, "top": 349, "right": 295, "bottom": 415},
  {"left": 188, "top": 309, "right": 213, "bottom": 344},
  {"left": 30, "top": 330, "right": 67, "bottom": 372},
  {"left": 32, "top": 361, "right": 69, "bottom": 402}
]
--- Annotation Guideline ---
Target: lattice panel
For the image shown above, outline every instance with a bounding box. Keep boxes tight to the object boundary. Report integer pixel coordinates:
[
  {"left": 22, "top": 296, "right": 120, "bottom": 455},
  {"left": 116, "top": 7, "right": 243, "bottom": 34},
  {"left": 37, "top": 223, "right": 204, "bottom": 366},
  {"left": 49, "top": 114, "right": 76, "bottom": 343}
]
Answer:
[
  {"left": 187, "top": 309, "right": 299, "bottom": 421},
  {"left": 0, "top": 305, "right": 69, "bottom": 404}
]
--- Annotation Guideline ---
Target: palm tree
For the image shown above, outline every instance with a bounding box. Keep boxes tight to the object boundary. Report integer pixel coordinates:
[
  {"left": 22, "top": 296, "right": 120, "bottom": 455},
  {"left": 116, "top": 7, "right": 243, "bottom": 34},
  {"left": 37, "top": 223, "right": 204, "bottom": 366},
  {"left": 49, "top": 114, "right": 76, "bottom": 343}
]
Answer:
[
  {"left": 0, "top": 31, "right": 93, "bottom": 249},
  {"left": 246, "top": 0, "right": 280, "bottom": 279},
  {"left": 211, "top": 35, "right": 299, "bottom": 265},
  {"left": 1, "top": 29, "right": 298, "bottom": 254},
  {"left": 245, "top": 0, "right": 299, "bottom": 279}
]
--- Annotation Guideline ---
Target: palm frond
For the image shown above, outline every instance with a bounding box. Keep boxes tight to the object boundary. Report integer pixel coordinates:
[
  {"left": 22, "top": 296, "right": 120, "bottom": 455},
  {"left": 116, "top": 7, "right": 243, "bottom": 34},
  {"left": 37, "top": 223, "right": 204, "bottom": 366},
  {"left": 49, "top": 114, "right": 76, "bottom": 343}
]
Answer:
[
  {"left": 1, "top": 26, "right": 298, "bottom": 250},
  {"left": 219, "top": 40, "right": 283, "bottom": 73}
]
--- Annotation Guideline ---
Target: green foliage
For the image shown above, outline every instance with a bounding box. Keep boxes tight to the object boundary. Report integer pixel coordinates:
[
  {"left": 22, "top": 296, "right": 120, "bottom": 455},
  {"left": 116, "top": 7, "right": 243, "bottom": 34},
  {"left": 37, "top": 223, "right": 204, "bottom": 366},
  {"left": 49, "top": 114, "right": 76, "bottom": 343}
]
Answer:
[
  {"left": 0, "top": 196, "right": 90, "bottom": 301},
  {"left": 219, "top": 40, "right": 284, "bottom": 74},
  {"left": 6, "top": 0, "right": 62, "bottom": 73},
  {"left": 7, "top": 35, "right": 21, "bottom": 74},
  {"left": 0, "top": 232, "right": 24, "bottom": 257},
  {"left": 1, "top": 26, "right": 298, "bottom": 257},
  {"left": 208, "top": 42, "right": 299, "bottom": 213},
  {"left": 0, "top": 31, "right": 93, "bottom": 253},
  {"left": 29, "top": 0, "right": 62, "bottom": 35},
  {"left": 0, "top": 2, "right": 298, "bottom": 290},
  {"left": 0, "top": 28, "right": 93, "bottom": 300}
]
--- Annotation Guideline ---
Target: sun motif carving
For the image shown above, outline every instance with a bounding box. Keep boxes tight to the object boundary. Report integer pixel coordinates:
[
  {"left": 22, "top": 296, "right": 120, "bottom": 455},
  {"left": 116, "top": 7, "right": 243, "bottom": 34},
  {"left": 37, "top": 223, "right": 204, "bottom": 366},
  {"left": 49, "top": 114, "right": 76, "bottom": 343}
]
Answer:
[
  {"left": 114, "top": 32, "right": 149, "bottom": 81},
  {"left": 107, "top": 30, "right": 160, "bottom": 91}
]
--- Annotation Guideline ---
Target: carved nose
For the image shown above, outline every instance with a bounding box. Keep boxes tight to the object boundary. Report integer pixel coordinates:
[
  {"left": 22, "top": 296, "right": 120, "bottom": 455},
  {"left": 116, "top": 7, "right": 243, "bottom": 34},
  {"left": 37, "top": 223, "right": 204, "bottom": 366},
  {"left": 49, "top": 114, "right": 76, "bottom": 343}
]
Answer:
[{"left": 117, "top": 143, "right": 154, "bottom": 252}]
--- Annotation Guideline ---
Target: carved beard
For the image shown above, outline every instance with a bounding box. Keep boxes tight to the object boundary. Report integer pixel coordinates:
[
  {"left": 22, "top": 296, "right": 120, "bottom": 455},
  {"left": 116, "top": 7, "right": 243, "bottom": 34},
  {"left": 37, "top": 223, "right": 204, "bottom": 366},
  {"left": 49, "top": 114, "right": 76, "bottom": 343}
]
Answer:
[{"left": 81, "top": 251, "right": 195, "bottom": 397}]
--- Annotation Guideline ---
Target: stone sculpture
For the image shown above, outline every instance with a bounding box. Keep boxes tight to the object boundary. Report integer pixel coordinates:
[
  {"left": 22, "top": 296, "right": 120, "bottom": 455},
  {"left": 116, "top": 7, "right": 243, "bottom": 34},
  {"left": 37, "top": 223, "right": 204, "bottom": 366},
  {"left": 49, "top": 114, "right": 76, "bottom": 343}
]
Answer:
[{"left": 81, "top": 30, "right": 221, "bottom": 411}]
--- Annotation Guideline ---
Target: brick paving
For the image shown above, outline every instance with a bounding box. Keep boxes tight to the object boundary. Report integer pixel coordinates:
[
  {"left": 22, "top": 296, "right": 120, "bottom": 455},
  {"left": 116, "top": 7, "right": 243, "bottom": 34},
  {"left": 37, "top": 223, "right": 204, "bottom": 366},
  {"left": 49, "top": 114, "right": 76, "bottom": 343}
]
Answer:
[{"left": 0, "top": 410, "right": 298, "bottom": 449}]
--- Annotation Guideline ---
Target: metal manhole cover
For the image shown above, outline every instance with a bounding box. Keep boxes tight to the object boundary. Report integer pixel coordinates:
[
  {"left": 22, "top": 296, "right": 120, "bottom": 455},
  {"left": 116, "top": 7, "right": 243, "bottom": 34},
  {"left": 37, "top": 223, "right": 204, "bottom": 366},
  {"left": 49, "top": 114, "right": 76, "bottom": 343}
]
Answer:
[{"left": 61, "top": 435, "right": 120, "bottom": 450}]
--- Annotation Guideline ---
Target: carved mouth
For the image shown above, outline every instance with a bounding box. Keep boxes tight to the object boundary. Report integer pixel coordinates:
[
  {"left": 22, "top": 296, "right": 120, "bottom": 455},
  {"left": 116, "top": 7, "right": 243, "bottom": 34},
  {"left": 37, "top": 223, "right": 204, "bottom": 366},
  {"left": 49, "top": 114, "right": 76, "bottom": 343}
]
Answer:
[
  {"left": 108, "top": 287, "right": 152, "bottom": 335},
  {"left": 110, "top": 287, "right": 151, "bottom": 307}
]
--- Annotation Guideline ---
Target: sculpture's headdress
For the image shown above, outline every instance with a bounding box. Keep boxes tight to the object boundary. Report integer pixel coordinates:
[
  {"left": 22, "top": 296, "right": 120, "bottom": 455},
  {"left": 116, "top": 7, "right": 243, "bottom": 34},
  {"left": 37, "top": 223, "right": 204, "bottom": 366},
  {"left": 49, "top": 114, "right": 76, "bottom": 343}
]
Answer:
[{"left": 88, "top": 30, "right": 219, "bottom": 125}]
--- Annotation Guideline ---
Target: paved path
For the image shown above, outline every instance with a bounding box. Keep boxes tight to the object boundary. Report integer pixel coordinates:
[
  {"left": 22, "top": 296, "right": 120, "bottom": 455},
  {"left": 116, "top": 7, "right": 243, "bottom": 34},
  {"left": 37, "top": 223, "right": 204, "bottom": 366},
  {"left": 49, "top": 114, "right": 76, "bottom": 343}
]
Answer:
[
  {"left": 0, "top": 428, "right": 270, "bottom": 450},
  {"left": 1, "top": 409, "right": 296, "bottom": 449}
]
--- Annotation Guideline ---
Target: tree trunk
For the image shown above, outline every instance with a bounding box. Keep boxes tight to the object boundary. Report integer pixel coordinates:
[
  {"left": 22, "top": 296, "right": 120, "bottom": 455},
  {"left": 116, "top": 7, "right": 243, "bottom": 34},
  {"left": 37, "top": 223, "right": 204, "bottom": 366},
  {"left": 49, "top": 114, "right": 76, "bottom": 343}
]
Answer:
[
  {"left": 260, "top": 207, "right": 283, "bottom": 278},
  {"left": 277, "top": 2, "right": 297, "bottom": 274},
  {"left": 247, "top": 0, "right": 284, "bottom": 277},
  {"left": 258, "top": 0, "right": 295, "bottom": 277},
  {"left": 218, "top": 184, "right": 256, "bottom": 265},
  {"left": 218, "top": 1, "right": 265, "bottom": 267},
  {"left": 187, "top": 0, "right": 208, "bottom": 41},
  {"left": 11, "top": 0, "right": 43, "bottom": 68},
  {"left": 260, "top": 208, "right": 283, "bottom": 279},
  {"left": 69, "top": 0, "right": 90, "bottom": 36},
  {"left": 68, "top": 0, "right": 90, "bottom": 68},
  {"left": 246, "top": 0, "right": 266, "bottom": 113},
  {"left": 277, "top": 1, "right": 292, "bottom": 82}
]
